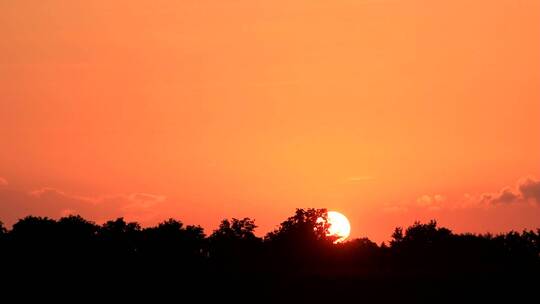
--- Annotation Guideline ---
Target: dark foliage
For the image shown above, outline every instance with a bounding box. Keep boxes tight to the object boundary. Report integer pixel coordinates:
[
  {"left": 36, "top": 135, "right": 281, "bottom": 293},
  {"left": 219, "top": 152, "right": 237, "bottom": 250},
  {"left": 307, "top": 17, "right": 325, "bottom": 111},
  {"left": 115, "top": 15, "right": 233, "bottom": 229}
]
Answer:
[{"left": 1, "top": 209, "right": 538, "bottom": 302}]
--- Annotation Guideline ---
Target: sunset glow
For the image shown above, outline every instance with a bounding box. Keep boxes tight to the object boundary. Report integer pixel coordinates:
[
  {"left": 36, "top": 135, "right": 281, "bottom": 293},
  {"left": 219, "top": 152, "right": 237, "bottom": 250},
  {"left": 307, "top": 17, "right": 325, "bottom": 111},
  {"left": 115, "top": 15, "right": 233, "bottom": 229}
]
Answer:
[{"left": 1, "top": 1, "right": 539, "bottom": 242}]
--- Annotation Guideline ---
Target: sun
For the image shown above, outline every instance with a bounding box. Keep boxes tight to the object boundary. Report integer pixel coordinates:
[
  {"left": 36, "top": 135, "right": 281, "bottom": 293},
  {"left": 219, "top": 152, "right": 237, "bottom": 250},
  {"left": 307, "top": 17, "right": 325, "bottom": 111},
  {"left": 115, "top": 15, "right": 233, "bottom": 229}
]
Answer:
[{"left": 326, "top": 211, "right": 351, "bottom": 243}]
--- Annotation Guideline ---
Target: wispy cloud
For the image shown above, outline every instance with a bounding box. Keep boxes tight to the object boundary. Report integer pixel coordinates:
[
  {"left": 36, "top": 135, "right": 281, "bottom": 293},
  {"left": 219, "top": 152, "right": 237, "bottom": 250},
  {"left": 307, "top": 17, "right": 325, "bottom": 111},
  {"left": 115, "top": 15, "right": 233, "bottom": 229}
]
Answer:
[{"left": 346, "top": 176, "right": 374, "bottom": 183}]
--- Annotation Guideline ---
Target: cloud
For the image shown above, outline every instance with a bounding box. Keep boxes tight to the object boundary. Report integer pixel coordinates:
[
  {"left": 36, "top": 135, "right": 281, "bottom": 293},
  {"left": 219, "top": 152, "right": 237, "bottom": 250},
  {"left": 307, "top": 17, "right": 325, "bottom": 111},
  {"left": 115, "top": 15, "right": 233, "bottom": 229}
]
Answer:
[
  {"left": 481, "top": 177, "right": 540, "bottom": 205},
  {"left": 127, "top": 193, "right": 166, "bottom": 205},
  {"left": 417, "top": 194, "right": 445, "bottom": 206},
  {"left": 0, "top": 185, "right": 167, "bottom": 226},
  {"left": 382, "top": 194, "right": 447, "bottom": 214},
  {"left": 416, "top": 194, "right": 445, "bottom": 210},
  {"left": 0, "top": 177, "right": 7, "bottom": 187},
  {"left": 518, "top": 178, "right": 540, "bottom": 203},
  {"left": 347, "top": 176, "right": 374, "bottom": 183},
  {"left": 29, "top": 187, "right": 94, "bottom": 204}
]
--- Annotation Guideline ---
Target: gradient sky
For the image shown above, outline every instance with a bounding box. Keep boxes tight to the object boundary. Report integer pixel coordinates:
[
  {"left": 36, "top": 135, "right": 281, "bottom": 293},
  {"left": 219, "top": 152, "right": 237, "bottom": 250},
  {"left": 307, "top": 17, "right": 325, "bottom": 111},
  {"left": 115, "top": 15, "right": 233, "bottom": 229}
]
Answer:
[{"left": 1, "top": 0, "right": 539, "bottom": 242}]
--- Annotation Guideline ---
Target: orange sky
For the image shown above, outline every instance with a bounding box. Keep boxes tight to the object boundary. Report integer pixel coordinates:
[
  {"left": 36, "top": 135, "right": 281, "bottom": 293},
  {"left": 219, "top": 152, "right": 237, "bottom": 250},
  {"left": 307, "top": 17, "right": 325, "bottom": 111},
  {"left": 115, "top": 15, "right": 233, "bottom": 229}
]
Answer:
[{"left": 1, "top": 0, "right": 539, "bottom": 242}]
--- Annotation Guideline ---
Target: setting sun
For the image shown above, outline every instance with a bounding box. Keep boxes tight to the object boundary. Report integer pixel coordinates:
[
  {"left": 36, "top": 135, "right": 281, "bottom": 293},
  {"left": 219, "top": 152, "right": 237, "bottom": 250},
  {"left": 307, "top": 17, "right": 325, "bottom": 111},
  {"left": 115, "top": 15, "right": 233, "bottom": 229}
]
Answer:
[{"left": 326, "top": 211, "right": 351, "bottom": 243}]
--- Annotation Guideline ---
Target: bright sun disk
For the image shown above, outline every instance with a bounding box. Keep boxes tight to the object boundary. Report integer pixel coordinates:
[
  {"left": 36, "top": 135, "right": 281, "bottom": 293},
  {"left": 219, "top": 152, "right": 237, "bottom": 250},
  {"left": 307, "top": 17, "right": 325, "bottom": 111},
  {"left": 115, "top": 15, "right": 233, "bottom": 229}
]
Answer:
[{"left": 326, "top": 211, "right": 351, "bottom": 243}]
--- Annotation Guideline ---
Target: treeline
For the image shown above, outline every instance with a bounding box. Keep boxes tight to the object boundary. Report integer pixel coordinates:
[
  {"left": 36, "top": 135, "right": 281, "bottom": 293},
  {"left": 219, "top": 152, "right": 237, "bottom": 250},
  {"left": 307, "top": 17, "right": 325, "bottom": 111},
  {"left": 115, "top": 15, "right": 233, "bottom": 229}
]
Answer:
[{"left": 1, "top": 208, "right": 539, "bottom": 301}]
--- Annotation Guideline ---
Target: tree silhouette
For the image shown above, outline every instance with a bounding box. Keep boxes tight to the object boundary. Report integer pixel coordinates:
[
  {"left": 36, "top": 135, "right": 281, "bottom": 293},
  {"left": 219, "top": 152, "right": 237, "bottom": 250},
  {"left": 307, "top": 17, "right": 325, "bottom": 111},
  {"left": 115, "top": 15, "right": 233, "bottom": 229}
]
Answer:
[
  {"left": 98, "top": 217, "right": 141, "bottom": 256},
  {"left": 265, "top": 208, "right": 335, "bottom": 244},
  {"left": 57, "top": 215, "right": 98, "bottom": 241},
  {"left": 10, "top": 216, "right": 58, "bottom": 251},
  {"left": 140, "top": 218, "right": 206, "bottom": 263},
  {"left": 263, "top": 208, "right": 339, "bottom": 272},
  {"left": 0, "top": 211, "right": 539, "bottom": 301},
  {"left": 208, "top": 218, "right": 262, "bottom": 269},
  {"left": 0, "top": 221, "right": 6, "bottom": 235},
  {"left": 211, "top": 218, "right": 258, "bottom": 241}
]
